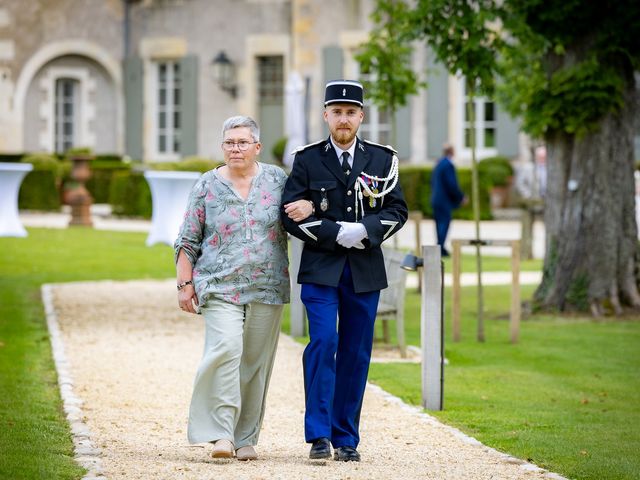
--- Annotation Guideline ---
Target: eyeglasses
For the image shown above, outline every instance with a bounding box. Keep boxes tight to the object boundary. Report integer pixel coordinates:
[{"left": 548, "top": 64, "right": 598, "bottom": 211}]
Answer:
[{"left": 221, "top": 140, "right": 258, "bottom": 151}]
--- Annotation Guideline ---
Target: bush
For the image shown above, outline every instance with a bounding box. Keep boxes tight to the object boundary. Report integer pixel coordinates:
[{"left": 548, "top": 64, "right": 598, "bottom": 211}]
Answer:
[
  {"left": 109, "top": 170, "right": 152, "bottom": 218},
  {"left": 18, "top": 154, "right": 62, "bottom": 211},
  {"left": 398, "top": 164, "right": 492, "bottom": 220},
  {"left": 0, "top": 153, "right": 28, "bottom": 163},
  {"left": 272, "top": 137, "right": 288, "bottom": 166},
  {"left": 94, "top": 153, "right": 123, "bottom": 163},
  {"left": 148, "top": 157, "right": 220, "bottom": 173},
  {"left": 86, "top": 158, "right": 131, "bottom": 203},
  {"left": 478, "top": 156, "right": 513, "bottom": 187},
  {"left": 64, "top": 147, "right": 93, "bottom": 157},
  {"left": 398, "top": 165, "right": 431, "bottom": 213},
  {"left": 108, "top": 158, "right": 221, "bottom": 218},
  {"left": 456, "top": 168, "right": 492, "bottom": 220}
]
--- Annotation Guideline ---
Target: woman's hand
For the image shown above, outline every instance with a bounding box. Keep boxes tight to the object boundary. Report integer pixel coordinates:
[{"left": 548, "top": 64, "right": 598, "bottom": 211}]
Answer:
[
  {"left": 284, "top": 199, "right": 314, "bottom": 222},
  {"left": 176, "top": 249, "right": 198, "bottom": 314},
  {"left": 178, "top": 284, "right": 199, "bottom": 314}
]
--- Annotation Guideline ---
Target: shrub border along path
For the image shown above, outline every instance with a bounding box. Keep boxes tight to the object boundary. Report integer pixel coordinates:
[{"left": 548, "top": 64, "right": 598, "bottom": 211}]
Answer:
[{"left": 44, "top": 279, "right": 567, "bottom": 480}]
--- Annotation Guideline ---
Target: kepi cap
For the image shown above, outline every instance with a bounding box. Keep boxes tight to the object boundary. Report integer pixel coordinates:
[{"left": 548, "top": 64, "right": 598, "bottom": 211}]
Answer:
[{"left": 324, "top": 80, "right": 364, "bottom": 107}]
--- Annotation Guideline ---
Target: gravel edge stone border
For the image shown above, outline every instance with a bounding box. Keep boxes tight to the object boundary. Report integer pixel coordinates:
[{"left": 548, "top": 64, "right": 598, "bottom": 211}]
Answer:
[
  {"left": 42, "top": 284, "right": 107, "bottom": 480},
  {"left": 42, "top": 280, "right": 568, "bottom": 480}
]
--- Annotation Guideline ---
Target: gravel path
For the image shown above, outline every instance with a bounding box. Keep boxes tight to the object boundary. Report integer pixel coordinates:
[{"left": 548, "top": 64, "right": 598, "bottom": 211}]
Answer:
[{"left": 46, "top": 279, "right": 565, "bottom": 480}]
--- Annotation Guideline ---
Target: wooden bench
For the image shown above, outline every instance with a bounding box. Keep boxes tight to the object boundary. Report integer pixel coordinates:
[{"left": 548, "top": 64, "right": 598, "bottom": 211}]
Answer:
[{"left": 377, "top": 247, "right": 408, "bottom": 357}]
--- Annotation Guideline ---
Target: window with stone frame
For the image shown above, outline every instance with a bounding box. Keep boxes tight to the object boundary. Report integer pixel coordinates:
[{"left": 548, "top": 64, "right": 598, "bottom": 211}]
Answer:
[
  {"left": 54, "top": 78, "right": 79, "bottom": 153},
  {"left": 155, "top": 60, "right": 182, "bottom": 156},
  {"left": 257, "top": 55, "right": 284, "bottom": 105},
  {"left": 462, "top": 81, "right": 497, "bottom": 151}
]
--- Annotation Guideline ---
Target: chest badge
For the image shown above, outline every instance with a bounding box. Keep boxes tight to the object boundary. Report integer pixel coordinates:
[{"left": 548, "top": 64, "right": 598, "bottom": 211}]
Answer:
[{"left": 320, "top": 188, "right": 329, "bottom": 211}]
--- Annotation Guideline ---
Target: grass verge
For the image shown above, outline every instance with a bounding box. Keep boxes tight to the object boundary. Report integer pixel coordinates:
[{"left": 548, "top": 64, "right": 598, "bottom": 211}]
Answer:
[
  {"left": 368, "top": 285, "right": 640, "bottom": 480},
  {"left": 0, "top": 227, "right": 174, "bottom": 480},
  {"left": 3, "top": 228, "right": 636, "bottom": 480}
]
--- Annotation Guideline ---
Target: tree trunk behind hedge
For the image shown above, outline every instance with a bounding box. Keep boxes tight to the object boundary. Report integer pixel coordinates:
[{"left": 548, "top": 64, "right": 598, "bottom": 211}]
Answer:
[{"left": 535, "top": 86, "right": 640, "bottom": 314}]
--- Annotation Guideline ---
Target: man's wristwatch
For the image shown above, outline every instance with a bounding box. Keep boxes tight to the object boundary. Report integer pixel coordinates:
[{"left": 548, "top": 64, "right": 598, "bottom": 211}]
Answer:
[
  {"left": 307, "top": 200, "right": 315, "bottom": 215},
  {"left": 177, "top": 280, "right": 193, "bottom": 291}
]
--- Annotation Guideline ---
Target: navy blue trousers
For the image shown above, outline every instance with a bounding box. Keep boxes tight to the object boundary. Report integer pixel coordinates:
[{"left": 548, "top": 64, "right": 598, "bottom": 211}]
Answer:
[
  {"left": 300, "top": 262, "right": 380, "bottom": 448},
  {"left": 433, "top": 206, "right": 452, "bottom": 255}
]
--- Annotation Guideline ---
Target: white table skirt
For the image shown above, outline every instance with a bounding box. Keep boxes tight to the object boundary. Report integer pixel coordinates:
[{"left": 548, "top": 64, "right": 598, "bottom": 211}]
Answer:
[
  {"left": 0, "top": 163, "right": 34, "bottom": 237},
  {"left": 144, "top": 170, "right": 202, "bottom": 246}
]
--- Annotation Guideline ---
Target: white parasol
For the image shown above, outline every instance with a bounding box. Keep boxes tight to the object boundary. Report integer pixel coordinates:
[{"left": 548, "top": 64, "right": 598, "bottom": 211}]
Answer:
[{"left": 283, "top": 71, "right": 307, "bottom": 169}]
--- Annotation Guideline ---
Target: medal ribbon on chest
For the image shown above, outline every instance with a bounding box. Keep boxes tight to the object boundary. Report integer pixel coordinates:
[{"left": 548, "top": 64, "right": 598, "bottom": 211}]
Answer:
[{"left": 353, "top": 154, "right": 399, "bottom": 220}]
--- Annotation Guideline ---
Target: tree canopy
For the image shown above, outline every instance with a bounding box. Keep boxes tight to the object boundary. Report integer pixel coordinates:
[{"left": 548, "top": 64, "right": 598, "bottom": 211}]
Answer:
[
  {"left": 359, "top": 0, "right": 640, "bottom": 312},
  {"left": 358, "top": 0, "right": 640, "bottom": 140}
]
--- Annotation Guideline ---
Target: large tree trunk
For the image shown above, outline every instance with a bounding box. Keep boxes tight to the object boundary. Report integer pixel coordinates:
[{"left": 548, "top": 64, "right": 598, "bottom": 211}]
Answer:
[{"left": 535, "top": 84, "right": 640, "bottom": 314}]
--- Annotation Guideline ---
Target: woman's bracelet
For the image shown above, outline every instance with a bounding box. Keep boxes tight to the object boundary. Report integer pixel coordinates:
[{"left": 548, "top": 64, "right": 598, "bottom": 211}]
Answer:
[
  {"left": 307, "top": 200, "right": 315, "bottom": 215},
  {"left": 177, "top": 280, "right": 193, "bottom": 291}
]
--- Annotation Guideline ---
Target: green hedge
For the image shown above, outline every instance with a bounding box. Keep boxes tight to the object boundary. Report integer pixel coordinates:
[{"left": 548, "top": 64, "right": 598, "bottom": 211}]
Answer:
[
  {"left": 271, "top": 137, "right": 288, "bottom": 166},
  {"left": 148, "top": 157, "right": 221, "bottom": 173},
  {"left": 86, "top": 160, "right": 131, "bottom": 203},
  {"left": 0, "top": 153, "right": 27, "bottom": 163},
  {"left": 18, "top": 154, "right": 61, "bottom": 211},
  {"left": 398, "top": 165, "right": 492, "bottom": 220},
  {"left": 478, "top": 156, "right": 513, "bottom": 187},
  {"left": 59, "top": 154, "right": 130, "bottom": 204},
  {"left": 109, "top": 171, "right": 152, "bottom": 218},
  {"left": 14, "top": 151, "right": 131, "bottom": 209}
]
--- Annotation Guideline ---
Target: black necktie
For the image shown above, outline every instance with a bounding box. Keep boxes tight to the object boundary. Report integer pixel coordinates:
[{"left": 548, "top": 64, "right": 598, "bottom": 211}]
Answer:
[{"left": 341, "top": 152, "right": 350, "bottom": 175}]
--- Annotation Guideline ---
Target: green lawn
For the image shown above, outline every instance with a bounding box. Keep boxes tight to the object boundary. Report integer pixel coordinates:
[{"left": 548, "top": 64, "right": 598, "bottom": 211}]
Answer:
[
  {"left": 368, "top": 284, "right": 640, "bottom": 480},
  {"left": 0, "top": 228, "right": 175, "bottom": 480},
  {"left": 445, "top": 252, "right": 542, "bottom": 272},
  {"left": 1, "top": 228, "right": 637, "bottom": 480}
]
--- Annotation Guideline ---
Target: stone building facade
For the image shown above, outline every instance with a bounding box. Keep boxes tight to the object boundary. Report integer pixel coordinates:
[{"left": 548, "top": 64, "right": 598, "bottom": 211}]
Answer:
[{"left": 0, "top": 0, "right": 526, "bottom": 165}]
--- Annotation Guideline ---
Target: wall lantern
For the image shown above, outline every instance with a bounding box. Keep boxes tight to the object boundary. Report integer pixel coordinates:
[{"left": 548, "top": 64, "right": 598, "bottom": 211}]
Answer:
[{"left": 211, "top": 51, "right": 237, "bottom": 98}]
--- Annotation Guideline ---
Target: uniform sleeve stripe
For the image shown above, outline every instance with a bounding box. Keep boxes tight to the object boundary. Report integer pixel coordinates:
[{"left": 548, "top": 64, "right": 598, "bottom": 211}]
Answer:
[
  {"left": 380, "top": 220, "right": 398, "bottom": 240},
  {"left": 299, "top": 220, "right": 322, "bottom": 241}
]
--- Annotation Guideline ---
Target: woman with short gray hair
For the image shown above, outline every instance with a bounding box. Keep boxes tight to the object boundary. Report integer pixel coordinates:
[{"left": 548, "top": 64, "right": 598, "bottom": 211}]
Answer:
[{"left": 174, "top": 115, "right": 311, "bottom": 460}]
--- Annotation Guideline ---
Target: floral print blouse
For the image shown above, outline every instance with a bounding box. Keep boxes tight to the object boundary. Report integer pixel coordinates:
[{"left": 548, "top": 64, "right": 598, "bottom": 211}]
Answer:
[{"left": 174, "top": 162, "right": 290, "bottom": 306}]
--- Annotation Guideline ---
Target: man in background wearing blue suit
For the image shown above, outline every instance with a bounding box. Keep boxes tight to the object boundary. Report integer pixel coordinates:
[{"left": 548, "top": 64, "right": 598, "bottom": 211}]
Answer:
[{"left": 431, "top": 143, "right": 465, "bottom": 256}]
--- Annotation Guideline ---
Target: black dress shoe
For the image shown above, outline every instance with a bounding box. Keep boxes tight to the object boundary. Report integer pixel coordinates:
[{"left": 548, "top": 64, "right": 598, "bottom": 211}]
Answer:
[
  {"left": 309, "top": 438, "right": 332, "bottom": 459},
  {"left": 334, "top": 446, "right": 360, "bottom": 462}
]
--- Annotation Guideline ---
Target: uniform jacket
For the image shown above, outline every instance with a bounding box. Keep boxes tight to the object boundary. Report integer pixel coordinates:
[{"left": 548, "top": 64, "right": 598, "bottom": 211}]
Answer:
[
  {"left": 281, "top": 136, "right": 408, "bottom": 293},
  {"left": 431, "top": 156, "right": 464, "bottom": 213}
]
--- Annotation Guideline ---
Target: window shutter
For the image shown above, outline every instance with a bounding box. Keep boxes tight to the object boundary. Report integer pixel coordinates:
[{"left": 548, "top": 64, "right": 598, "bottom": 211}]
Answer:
[
  {"left": 496, "top": 107, "right": 520, "bottom": 158},
  {"left": 322, "top": 46, "right": 344, "bottom": 137},
  {"left": 426, "top": 53, "right": 449, "bottom": 160},
  {"left": 123, "top": 57, "right": 143, "bottom": 160},
  {"left": 322, "top": 46, "right": 344, "bottom": 85},
  {"left": 179, "top": 55, "right": 199, "bottom": 157},
  {"left": 394, "top": 104, "right": 411, "bottom": 160}
]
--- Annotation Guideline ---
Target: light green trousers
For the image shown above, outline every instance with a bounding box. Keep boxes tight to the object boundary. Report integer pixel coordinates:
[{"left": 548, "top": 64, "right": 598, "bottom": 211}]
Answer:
[{"left": 187, "top": 299, "right": 283, "bottom": 448}]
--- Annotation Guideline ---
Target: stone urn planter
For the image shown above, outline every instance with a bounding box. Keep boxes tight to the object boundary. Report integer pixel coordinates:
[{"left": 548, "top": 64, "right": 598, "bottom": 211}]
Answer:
[
  {"left": 489, "top": 176, "right": 513, "bottom": 209},
  {"left": 65, "top": 154, "right": 94, "bottom": 226}
]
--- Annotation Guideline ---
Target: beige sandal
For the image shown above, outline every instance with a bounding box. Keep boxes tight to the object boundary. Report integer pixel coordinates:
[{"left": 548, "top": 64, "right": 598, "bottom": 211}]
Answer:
[
  {"left": 235, "top": 445, "right": 258, "bottom": 461},
  {"left": 211, "top": 439, "right": 234, "bottom": 458}
]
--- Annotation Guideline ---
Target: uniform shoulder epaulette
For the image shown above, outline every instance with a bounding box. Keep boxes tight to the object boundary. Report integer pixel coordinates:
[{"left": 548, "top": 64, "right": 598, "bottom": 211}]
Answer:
[
  {"left": 292, "top": 139, "right": 325, "bottom": 154},
  {"left": 363, "top": 139, "right": 397, "bottom": 154}
]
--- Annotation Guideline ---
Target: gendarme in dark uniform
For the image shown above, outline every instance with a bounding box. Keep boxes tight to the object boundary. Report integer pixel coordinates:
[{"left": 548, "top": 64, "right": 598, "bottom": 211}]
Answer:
[{"left": 280, "top": 80, "right": 408, "bottom": 462}]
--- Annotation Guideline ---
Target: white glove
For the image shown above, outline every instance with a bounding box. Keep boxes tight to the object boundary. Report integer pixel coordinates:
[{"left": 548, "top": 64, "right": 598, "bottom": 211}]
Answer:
[{"left": 336, "top": 222, "right": 367, "bottom": 249}]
